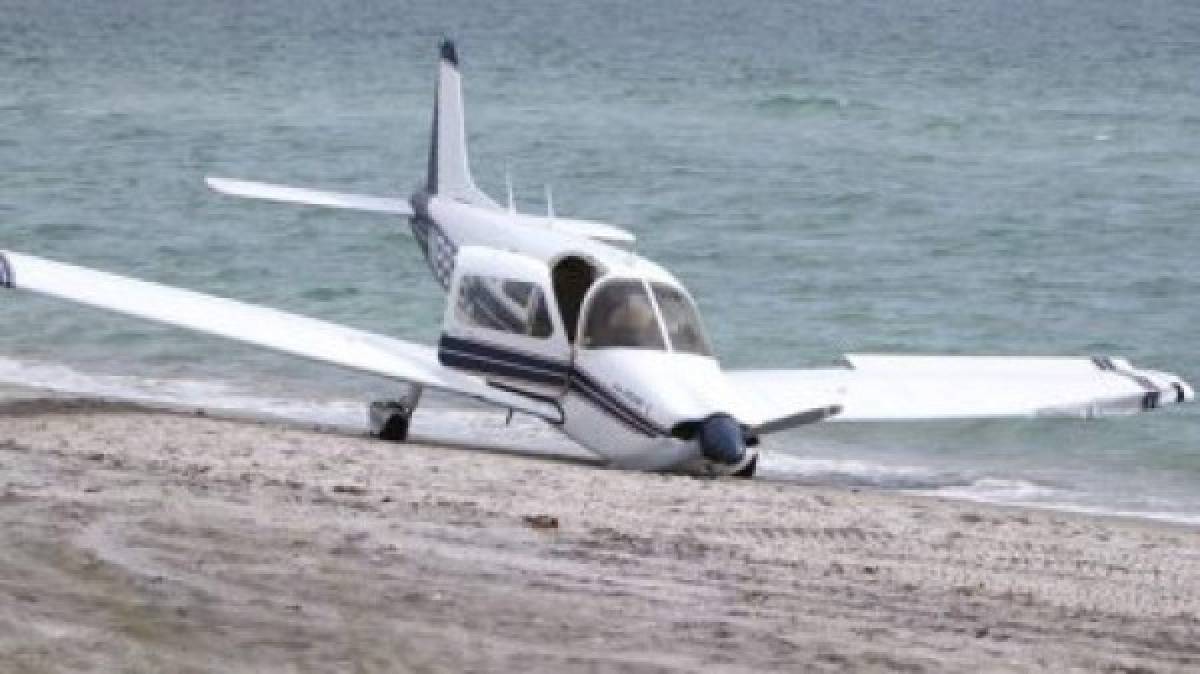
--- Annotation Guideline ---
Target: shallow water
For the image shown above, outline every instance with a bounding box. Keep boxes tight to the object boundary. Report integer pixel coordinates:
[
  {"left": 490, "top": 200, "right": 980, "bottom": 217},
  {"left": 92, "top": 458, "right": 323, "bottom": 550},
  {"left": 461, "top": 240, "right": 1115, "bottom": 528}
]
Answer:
[{"left": 1, "top": 0, "right": 1198, "bottom": 521}]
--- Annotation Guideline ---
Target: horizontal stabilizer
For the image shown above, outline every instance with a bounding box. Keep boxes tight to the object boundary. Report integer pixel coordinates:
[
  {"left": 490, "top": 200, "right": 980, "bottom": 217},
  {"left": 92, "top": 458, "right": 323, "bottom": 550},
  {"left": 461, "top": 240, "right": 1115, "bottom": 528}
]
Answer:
[
  {"left": 206, "top": 177, "right": 413, "bottom": 216},
  {"left": 510, "top": 213, "right": 636, "bottom": 246}
]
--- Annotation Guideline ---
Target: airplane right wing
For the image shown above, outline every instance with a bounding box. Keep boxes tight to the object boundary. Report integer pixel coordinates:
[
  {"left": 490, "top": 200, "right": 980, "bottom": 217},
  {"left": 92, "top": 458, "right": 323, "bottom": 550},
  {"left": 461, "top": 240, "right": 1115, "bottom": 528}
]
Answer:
[
  {"left": 206, "top": 176, "right": 413, "bottom": 216},
  {"left": 0, "top": 250, "right": 559, "bottom": 422},
  {"left": 729, "top": 354, "right": 1193, "bottom": 430}
]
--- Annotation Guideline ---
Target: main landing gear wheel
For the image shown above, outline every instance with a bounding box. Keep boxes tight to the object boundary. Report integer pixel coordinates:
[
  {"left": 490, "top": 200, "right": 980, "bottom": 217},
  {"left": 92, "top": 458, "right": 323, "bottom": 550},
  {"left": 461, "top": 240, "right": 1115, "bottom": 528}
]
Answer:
[{"left": 369, "top": 385, "right": 423, "bottom": 443}]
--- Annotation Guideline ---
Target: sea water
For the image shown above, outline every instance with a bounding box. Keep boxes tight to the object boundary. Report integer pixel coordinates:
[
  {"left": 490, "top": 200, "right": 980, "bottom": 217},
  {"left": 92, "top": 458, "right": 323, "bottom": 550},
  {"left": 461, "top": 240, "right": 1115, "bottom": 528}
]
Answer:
[{"left": 1, "top": 0, "right": 1198, "bottom": 522}]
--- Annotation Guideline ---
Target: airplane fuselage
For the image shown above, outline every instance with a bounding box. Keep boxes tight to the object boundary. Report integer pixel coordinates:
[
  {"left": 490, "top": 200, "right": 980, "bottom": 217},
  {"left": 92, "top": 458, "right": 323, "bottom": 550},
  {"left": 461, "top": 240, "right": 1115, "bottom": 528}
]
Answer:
[{"left": 411, "top": 190, "right": 760, "bottom": 474}]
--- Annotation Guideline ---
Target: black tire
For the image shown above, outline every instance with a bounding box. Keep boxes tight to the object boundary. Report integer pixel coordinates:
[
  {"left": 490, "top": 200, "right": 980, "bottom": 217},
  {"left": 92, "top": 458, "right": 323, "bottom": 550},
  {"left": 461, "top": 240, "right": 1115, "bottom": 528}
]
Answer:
[
  {"left": 733, "top": 456, "right": 757, "bottom": 479},
  {"left": 376, "top": 412, "right": 410, "bottom": 442}
]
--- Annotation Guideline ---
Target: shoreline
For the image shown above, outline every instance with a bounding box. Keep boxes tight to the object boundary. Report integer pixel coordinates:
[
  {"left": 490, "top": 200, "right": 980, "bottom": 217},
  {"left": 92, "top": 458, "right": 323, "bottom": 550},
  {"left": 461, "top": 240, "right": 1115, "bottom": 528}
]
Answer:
[
  {"left": 5, "top": 386, "right": 1197, "bottom": 529},
  {"left": 0, "top": 397, "right": 1197, "bottom": 671}
]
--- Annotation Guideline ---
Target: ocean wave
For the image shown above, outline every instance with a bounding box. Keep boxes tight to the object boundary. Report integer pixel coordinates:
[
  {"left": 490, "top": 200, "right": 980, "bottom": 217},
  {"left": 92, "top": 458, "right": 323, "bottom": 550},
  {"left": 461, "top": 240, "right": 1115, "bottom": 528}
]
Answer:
[
  {"left": 0, "top": 356, "right": 365, "bottom": 428},
  {"left": 753, "top": 93, "right": 877, "bottom": 115},
  {"left": 759, "top": 453, "right": 973, "bottom": 489},
  {"left": 0, "top": 356, "right": 576, "bottom": 455},
  {"left": 763, "top": 453, "right": 1200, "bottom": 526},
  {"left": 927, "top": 478, "right": 1200, "bottom": 526},
  {"left": 928, "top": 478, "right": 1065, "bottom": 505}
]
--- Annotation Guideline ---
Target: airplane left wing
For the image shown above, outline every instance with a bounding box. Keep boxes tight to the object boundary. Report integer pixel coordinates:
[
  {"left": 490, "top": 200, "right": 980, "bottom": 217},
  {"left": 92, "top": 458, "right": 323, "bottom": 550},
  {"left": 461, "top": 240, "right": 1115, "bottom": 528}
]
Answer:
[
  {"left": 0, "top": 250, "right": 560, "bottom": 421},
  {"left": 729, "top": 354, "right": 1193, "bottom": 431}
]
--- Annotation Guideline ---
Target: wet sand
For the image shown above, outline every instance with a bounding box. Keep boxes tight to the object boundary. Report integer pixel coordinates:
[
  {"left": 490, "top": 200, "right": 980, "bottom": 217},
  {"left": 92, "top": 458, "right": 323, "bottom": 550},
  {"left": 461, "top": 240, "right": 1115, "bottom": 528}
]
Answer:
[{"left": 0, "top": 398, "right": 1197, "bottom": 673}]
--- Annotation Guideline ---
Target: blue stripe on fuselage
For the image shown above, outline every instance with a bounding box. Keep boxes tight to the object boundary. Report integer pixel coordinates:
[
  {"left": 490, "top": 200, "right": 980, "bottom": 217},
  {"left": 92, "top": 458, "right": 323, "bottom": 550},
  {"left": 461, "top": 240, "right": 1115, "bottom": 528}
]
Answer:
[
  {"left": 437, "top": 335, "right": 665, "bottom": 437},
  {"left": 438, "top": 335, "right": 568, "bottom": 386}
]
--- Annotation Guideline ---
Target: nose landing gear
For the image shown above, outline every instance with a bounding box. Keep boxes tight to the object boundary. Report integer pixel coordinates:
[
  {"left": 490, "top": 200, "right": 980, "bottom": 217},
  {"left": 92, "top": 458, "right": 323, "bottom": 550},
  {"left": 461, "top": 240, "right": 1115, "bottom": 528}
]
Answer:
[{"left": 732, "top": 455, "right": 757, "bottom": 478}]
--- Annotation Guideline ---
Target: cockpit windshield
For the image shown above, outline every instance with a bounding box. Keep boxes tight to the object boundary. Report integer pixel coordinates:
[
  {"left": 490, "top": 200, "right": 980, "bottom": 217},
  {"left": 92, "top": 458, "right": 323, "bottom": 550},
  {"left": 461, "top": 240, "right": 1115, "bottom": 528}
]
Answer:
[
  {"left": 581, "top": 280, "right": 665, "bottom": 350},
  {"left": 650, "top": 282, "right": 713, "bottom": 356},
  {"left": 580, "top": 278, "right": 713, "bottom": 356}
]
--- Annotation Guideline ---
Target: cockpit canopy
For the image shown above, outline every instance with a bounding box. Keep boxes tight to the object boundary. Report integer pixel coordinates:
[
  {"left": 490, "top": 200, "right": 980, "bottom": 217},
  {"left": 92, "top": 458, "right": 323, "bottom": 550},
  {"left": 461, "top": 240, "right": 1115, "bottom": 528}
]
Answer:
[{"left": 581, "top": 278, "right": 713, "bottom": 356}]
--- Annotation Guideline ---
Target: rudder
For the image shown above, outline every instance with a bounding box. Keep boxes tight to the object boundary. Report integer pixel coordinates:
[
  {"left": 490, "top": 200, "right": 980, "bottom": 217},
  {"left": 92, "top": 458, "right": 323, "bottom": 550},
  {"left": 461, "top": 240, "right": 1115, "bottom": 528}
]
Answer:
[{"left": 426, "top": 40, "right": 498, "bottom": 208}]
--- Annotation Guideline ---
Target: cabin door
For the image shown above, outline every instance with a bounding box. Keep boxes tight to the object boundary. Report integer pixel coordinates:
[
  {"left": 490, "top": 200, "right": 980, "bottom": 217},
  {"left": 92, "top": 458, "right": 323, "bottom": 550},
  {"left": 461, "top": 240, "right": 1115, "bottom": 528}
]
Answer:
[{"left": 439, "top": 247, "right": 572, "bottom": 398}]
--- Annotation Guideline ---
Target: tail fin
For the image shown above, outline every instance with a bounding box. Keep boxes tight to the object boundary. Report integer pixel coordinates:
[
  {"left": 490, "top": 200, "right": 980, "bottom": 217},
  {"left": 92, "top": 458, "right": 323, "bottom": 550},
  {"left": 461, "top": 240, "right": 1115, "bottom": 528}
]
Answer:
[{"left": 426, "top": 40, "right": 498, "bottom": 208}]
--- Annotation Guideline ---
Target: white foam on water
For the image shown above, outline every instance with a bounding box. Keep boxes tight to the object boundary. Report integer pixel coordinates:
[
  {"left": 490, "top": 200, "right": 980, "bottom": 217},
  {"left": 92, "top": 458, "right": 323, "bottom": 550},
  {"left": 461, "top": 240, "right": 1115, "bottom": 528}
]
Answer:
[
  {"left": 0, "top": 355, "right": 365, "bottom": 427},
  {"left": 759, "top": 452, "right": 970, "bottom": 489},
  {"left": 926, "top": 478, "right": 1200, "bottom": 527},
  {"left": 0, "top": 356, "right": 591, "bottom": 460},
  {"left": 931, "top": 478, "right": 1064, "bottom": 504},
  {"left": 764, "top": 450, "right": 1200, "bottom": 527}
]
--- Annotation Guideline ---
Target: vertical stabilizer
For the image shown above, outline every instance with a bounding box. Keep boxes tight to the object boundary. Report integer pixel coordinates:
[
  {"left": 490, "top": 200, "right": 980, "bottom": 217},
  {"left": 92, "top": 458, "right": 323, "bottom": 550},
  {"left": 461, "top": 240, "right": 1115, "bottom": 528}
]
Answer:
[{"left": 426, "top": 40, "right": 498, "bottom": 208}]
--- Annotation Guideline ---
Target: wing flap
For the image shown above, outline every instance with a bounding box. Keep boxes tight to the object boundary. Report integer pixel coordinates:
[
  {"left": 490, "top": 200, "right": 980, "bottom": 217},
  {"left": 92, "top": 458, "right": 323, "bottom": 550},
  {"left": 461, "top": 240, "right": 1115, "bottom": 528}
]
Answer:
[
  {"left": 206, "top": 177, "right": 413, "bottom": 216},
  {"left": 730, "top": 354, "right": 1192, "bottom": 429},
  {"left": 0, "top": 250, "right": 559, "bottom": 421}
]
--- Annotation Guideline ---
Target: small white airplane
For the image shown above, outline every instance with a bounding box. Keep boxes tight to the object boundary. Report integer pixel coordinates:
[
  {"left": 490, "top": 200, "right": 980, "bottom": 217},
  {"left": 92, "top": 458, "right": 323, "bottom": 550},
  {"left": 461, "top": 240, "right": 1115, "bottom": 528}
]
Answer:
[{"left": 2, "top": 41, "right": 1193, "bottom": 477}]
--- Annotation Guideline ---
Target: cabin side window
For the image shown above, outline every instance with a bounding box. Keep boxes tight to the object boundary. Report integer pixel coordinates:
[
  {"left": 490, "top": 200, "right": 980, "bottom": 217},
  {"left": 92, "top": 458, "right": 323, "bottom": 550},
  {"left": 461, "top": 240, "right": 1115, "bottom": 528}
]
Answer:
[{"left": 455, "top": 275, "right": 554, "bottom": 338}]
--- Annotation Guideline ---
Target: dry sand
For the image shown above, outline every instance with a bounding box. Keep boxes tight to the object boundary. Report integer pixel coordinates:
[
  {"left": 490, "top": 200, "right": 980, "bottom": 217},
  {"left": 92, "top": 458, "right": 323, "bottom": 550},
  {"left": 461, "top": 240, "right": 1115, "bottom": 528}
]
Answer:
[{"left": 0, "top": 397, "right": 1198, "bottom": 673}]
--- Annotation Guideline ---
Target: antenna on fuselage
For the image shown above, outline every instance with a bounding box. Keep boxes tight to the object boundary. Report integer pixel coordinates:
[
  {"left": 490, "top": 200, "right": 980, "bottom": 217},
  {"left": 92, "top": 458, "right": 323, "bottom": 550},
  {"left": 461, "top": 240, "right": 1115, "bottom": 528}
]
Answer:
[
  {"left": 544, "top": 184, "right": 555, "bottom": 219},
  {"left": 505, "top": 166, "right": 516, "bottom": 213}
]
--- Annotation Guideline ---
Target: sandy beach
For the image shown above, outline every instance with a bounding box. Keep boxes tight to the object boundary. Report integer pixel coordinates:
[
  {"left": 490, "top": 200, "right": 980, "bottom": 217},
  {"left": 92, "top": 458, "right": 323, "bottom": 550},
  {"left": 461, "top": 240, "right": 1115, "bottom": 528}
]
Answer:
[{"left": 0, "top": 397, "right": 1197, "bottom": 673}]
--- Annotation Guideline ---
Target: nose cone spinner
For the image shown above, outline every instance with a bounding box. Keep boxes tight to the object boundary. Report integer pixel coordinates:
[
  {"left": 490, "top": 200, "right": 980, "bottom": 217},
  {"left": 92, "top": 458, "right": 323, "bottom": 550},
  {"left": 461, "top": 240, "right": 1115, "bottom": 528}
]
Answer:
[{"left": 699, "top": 414, "right": 746, "bottom": 465}]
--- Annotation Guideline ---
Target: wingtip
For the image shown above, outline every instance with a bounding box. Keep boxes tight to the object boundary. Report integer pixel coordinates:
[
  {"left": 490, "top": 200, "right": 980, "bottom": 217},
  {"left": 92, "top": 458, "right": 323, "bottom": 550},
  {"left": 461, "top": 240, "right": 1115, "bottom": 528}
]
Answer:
[
  {"left": 439, "top": 39, "right": 459, "bottom": 66},
  {"left": 0, "top": 251, "right": 13, "bottom": 288},
  {"left": 204, "top": 175, "right": 237, "bottom": 195}
]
